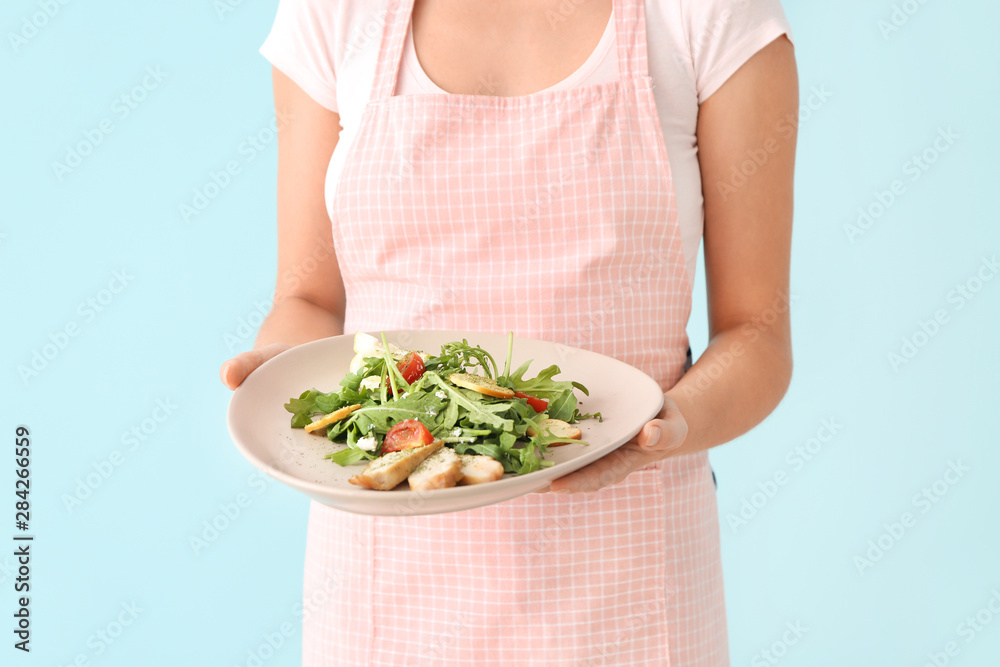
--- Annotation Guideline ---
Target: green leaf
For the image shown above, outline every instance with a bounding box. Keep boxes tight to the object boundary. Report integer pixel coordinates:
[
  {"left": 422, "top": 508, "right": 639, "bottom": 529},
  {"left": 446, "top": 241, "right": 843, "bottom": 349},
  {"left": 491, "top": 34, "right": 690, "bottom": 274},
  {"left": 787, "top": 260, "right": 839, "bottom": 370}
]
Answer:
[
  {"left": 351, "top": 390, "right": 447, "bottom": 432},
  {"left": 440, "top": 398, "right": 460, "bottom": 431},
  {"left": 290, "top": 413, "right": 313, "bottom": 429},
  {"left": 454, "top": 442, "right": 506, "bottom": 464},
  {"left": 573, "top": 409, "right": 603, "bottom": 422},
  {"left": 284, "top": 389, "right": 318, "bottom": 414},
  {"left": 426, "top": 339, "right": 499, "bottom": 379},
  {"left": 546, "top": 389, "right": 578, "bottom": 422},
  {"left": 339, "top": 357, "right": 385, "bottom": 392},
  {"left": 428, "top": 375, "right": 513, "bottom": 431},
  {"left": 325, "top": 447, "right": 369, "bottom": 466},
  {"left": 500, "top": 331, "right": 514, "bottom": 384},
  {"left": 285, "top": 389, "right": 321, "bottom": 428},
  {"left": 314, "top": 392, "right": 347, "bottom": 414},
  {"left": 289, "top": 337, "right": 598, "bottom": 477}
]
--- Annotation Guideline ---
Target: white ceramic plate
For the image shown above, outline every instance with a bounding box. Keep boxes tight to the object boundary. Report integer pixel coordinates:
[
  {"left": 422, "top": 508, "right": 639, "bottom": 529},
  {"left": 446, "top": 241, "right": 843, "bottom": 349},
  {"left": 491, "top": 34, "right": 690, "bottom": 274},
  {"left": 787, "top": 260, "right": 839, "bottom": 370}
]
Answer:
[{"left": 227, "top": 330, "right": 663, "bottom": 516}]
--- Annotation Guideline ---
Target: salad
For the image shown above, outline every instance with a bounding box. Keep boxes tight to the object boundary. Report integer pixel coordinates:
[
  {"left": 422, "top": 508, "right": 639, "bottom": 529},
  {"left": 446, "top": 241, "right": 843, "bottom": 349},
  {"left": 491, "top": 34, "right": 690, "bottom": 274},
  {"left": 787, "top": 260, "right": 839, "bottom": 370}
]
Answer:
[{"left": 284, "top": 332, "right": 601, "bottom": 491}]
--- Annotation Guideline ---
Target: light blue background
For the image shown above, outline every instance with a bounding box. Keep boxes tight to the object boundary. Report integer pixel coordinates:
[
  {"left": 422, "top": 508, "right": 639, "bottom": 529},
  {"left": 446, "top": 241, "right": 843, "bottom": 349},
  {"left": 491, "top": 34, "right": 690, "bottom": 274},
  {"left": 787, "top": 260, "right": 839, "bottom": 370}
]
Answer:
[{"left": 2, "top": 0, "right": 997, "bottom": 665}]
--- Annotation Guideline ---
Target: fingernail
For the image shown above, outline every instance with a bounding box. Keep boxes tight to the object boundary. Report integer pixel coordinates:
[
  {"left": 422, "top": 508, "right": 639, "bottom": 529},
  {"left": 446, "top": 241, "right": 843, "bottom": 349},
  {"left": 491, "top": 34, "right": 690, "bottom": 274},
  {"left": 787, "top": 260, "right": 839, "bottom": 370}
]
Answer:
[{"left": 645, "top": 426, "right": 661, "bottom": 448}]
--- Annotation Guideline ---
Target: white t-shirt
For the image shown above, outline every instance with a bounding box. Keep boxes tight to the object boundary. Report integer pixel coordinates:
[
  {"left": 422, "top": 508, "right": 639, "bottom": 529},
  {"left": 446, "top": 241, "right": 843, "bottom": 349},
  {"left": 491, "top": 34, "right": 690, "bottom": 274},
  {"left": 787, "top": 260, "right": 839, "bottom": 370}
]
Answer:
[{"left": 261, "top": 0, "right": 793, "bottom": 281}]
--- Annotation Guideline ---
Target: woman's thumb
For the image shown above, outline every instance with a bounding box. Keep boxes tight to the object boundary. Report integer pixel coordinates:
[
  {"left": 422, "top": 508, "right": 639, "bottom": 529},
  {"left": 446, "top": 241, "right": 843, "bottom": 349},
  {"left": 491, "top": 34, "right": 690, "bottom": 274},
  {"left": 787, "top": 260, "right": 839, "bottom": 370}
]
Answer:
[{"left": 220, "top": 343, "right": 290, "bottom": 390}]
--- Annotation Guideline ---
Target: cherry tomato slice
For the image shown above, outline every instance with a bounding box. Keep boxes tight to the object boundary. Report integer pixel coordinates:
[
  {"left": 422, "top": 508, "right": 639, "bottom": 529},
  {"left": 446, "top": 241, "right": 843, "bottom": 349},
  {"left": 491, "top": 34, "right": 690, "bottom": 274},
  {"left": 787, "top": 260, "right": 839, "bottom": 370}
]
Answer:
[
  {"left": 515, "top": 391, "right": 548, "bottom": 413},
  {"left": 382, "top": 419, "right": 434, "bottom": 453},
  {"left": 387, "top": 353, "right": 425, "bottom": 395},
  {"left": 397, "top": 352, "right": 425, "bottom": 384}
]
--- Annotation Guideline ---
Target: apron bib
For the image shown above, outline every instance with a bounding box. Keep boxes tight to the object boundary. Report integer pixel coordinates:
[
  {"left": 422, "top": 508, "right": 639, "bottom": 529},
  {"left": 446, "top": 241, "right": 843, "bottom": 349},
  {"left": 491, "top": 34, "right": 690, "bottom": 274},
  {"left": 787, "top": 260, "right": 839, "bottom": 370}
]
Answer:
[{"left": 303, "top": 0, "right": 728, "bottom": 664}]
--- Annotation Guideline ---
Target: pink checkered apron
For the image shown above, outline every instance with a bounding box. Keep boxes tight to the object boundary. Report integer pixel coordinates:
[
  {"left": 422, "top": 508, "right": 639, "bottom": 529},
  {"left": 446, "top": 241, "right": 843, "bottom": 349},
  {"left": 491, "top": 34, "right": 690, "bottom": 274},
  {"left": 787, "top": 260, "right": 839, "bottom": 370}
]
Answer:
[{"left": 302, "top": 0, "right": 729, "bottom": 664}]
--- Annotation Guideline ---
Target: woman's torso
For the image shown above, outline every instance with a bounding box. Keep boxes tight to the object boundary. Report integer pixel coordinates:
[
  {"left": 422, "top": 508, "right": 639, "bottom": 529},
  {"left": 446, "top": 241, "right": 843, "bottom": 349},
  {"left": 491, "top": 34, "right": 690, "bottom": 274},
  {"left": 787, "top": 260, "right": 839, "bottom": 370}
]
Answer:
[{"left": 322, "top": 0, "right": 706, "bottom": 283}]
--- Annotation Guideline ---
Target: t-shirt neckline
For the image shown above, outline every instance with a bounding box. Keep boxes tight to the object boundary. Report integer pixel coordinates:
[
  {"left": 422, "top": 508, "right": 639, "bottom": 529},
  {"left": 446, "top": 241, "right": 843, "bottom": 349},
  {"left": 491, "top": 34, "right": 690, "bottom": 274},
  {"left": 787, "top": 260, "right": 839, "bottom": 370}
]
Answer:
[{"left": 402, "top": 8, "right": 616, "bottom": 96}]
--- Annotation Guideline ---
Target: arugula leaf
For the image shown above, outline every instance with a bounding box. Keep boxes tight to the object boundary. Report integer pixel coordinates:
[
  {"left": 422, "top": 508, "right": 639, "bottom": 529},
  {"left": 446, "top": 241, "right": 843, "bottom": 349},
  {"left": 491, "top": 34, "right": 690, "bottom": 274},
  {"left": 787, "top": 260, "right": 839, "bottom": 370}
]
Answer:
[
  {"left": 285, "top": 389, "right": 321, "bottom": 428},
  {"left": 573, "top": 409, "right": 603, "bottom": 422},
  {"left": 352, "top": 390, "right": 447, "bottom": 431},
  {"left": 454, "top": 442, "right": 506, "bottom": 465},
  {"left": 427, "top": 339, "right": 499, "bottom": 379},
  {"left": 439, "top": 398, "right": 460, "bottom": 431},
  {"left": 513, "top": 439, "right": 551, "bottom": 475},
  {"left": 314, "top": 392, "right": 348, "bottom": 414},
  {"left": 325, "top": 447, "right": 369, "bottom": 466},
  {"left": 429, "top": 374, "right": 513, "bottom": 431},
  {"left": 508, "top": 362, "right": 590, "bottom": 422},
  {"left": 546, "top": 390, "right": 577, "bottom": 422},
  {"left": 287, "top": 334, "right": 597, "bottom": 476}
]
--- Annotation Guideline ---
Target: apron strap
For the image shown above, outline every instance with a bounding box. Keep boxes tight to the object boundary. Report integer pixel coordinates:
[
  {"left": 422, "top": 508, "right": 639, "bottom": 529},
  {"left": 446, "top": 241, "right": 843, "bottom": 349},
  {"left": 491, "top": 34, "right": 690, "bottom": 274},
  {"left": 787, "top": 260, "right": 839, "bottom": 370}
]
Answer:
[
  {"left": 370, "top": 0, "right": 651, "bottom": 100},
  {"left": 613, "top": 0, "right": 651, "bottom": 80},
  {"left": 370, "top": 0, "right": 413, "bottom": 101}
]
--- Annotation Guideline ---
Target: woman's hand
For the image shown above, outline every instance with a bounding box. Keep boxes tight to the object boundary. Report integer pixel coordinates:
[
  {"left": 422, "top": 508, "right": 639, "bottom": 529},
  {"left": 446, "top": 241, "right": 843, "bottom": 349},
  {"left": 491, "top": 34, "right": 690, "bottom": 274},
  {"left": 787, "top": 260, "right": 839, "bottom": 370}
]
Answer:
[
  {"left": 219, "top": 343, "right": 291, "bottom": 390},
  {"left": 546, "top": 395, "right": 688, "bottom": 494}
]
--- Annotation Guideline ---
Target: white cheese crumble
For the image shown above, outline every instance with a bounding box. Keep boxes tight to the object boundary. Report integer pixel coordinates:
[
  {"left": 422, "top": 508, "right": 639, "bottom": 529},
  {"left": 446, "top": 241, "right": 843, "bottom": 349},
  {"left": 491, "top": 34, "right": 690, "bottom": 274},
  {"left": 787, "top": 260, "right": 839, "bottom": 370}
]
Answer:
[
  {"left": 435, "top": 390, "right": 447, "bottom": 399},
  {"left": 451, "top": 428, "right": 462, "bottom": 437},
  {"left": 360, "top": 376, "right": 381, "bottom": 391},
  {"left": 356, "top": 435, "right": 377, "bottom": 452}
]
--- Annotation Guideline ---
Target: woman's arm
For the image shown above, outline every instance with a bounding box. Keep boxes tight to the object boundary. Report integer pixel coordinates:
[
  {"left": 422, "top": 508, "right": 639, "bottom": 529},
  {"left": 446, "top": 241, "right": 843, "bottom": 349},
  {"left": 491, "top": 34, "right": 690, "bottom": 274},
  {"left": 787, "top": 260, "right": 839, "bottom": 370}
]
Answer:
[
  {"left": 550, "top": 35, "right": 798, "bottom": 492},
  {"left": 669, "top": 34, "right": 798, "bottom": 453},
  {"left": 220, "top": 68, "right": 347, "bottom": 389}
]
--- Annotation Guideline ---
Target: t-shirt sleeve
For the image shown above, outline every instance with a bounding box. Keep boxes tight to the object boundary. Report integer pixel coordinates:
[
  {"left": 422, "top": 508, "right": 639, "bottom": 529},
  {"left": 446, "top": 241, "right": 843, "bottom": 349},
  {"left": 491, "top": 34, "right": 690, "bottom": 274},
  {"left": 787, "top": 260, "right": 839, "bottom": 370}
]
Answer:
[
  {"left": 259, "top": 0, "right": 340, "bottom": 112},
  {"left": 681, "top": 0, "right": 794, "bottom": 104}
]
